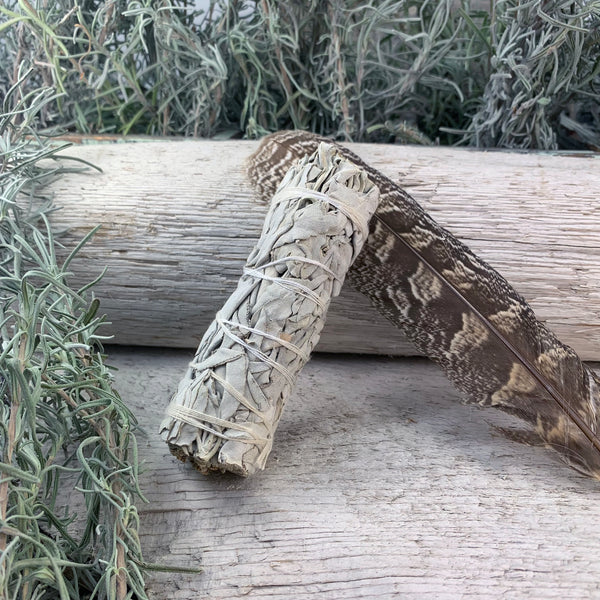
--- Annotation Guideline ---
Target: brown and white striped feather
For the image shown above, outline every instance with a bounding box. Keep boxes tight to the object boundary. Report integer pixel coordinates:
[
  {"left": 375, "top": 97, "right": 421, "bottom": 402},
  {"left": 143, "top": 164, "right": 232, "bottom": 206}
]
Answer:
[{"left": 247, "top": 130, "right": 600, "bottom": 479}]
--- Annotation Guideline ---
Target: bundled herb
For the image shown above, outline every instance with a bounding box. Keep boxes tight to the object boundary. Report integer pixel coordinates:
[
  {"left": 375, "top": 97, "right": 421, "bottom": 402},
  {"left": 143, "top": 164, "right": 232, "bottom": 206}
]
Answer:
[
  {"left": 0, "top": 76, "right": 148, "bottom": 599},
  {"left": 0, "top": 0, "right": 597, "bottom": 148},
  {"left": 161, "top": 142, "right": 379, "bottom": 476}
]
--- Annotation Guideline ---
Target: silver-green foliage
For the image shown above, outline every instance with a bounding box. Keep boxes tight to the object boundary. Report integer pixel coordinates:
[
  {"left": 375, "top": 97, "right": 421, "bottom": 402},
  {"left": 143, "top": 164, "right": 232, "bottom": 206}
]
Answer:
[
  {"left": 0, "top": 0, "right": 598, "bottom": 148},
  {"left": 0, "top": 75, "right": 147, "bottom": 599},
  {"left": 463, "top": 0, "right": 600, "bottom": 149}
]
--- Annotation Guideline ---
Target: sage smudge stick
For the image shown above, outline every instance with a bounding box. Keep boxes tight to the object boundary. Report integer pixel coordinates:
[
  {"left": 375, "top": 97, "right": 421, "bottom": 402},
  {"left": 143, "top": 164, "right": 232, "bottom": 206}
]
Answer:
[{"left": 160, "top": 143, "right": 379, "bottom": 476}]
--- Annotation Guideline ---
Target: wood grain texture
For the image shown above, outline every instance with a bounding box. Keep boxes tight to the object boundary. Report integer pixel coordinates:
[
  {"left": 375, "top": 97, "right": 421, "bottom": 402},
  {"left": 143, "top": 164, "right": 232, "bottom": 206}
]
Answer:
[
  {"left": 48, "top": 141, "right": 600, "bottom": 358},
  {"left": 110, "top": 347, "right": 600, "bottom": 599}
]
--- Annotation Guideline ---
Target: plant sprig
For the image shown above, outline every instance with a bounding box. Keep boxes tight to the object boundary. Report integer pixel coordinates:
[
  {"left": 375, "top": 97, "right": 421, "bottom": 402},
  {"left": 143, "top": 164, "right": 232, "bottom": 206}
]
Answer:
[{"left": 0, "top": 71, "right": 148, "bottom": 600}]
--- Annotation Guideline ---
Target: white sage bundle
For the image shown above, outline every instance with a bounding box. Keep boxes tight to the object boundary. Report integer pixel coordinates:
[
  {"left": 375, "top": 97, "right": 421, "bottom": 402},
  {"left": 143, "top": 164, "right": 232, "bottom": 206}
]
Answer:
[{"left": 160, "top": 143, "right": 379, "bottom": 476}]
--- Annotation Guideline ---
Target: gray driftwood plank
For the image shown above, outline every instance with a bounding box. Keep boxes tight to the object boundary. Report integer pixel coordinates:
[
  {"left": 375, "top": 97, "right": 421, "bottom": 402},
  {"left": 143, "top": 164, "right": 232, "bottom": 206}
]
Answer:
[
  {"left": 111, "top": 347, "right": 600, "bottom": 599},
  {"left": 49, "top": 141, "right": 600, "bottom": 359}
]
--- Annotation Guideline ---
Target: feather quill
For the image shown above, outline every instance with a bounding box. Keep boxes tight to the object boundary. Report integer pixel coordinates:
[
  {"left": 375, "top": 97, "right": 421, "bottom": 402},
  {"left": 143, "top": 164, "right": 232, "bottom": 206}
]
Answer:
[{"left": 248, "top": 130, "right": 600, "bottom": 479}]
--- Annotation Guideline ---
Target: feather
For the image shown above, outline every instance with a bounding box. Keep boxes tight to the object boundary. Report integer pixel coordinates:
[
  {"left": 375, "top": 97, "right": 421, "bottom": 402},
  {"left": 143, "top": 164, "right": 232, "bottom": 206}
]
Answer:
[{"left": 247, "top": 130, "right": 600, "bottom": 479}]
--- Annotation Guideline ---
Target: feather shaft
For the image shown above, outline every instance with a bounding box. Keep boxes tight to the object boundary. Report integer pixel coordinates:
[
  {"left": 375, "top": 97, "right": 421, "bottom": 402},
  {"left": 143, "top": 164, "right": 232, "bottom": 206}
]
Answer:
[{"left": 377, "top": 215, "right": 600, "bottom": 455}]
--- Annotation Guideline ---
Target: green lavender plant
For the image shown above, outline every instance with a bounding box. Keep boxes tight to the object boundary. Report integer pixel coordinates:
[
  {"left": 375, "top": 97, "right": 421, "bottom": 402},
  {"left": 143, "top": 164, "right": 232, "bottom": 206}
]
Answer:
[
  {"left": 462, "top": 0, "right": 600, "bottom": 149},
  {"left": 0, "top": 73, "right": 148, "bottom": 599},
  {"left": 1, "top": 0, "right": 597, "bottom": 148}
]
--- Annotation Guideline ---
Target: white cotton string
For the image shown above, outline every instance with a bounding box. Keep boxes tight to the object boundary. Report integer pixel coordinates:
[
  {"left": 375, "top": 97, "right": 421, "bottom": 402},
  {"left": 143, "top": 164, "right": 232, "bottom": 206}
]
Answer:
[
  {"left": 272, "top": 187, "right": 370, "bottom": 242},
  {"left": 243, "top": 267, "right": 327, "bottom": 311},
  {"left": 166, "top": 404, "right": 268, "bottom": 448},
  {"left": 216, "top": 315, "right": 296, "bottom": 386},
  {"left": 243, "top": 254, "right": 341, "bottom": 312},
  {"left": 210, "top": 371, "right": 270, "bottom": 422},
  {"left": 253, "top": 256, "right": 341, "bottom": 282},
  {"left": 217, "top": 319, "right": 310, "bottom": 363},
  {"left": 165, "top": 368, "right": 273, "bottom": 449}
]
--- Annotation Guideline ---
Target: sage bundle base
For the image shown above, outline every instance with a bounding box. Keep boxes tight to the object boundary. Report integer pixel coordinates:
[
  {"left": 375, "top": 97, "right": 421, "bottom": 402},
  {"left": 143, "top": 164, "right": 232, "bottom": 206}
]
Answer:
[
  {"left": 248, "top": 131, "right": 600, "bottom": 480},
  {"left": 160, "top": 144, "right": 379, "bottom": 476}
]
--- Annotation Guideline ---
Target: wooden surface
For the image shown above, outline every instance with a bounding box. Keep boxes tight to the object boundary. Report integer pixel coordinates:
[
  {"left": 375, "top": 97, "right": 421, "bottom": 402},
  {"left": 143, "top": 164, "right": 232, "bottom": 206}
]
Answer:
[
  {"left": 111, "top": 347, "right": 600, "bottom": 599},
  {"left": 49, "top": 141, "right": 600, "bottom": 359}
]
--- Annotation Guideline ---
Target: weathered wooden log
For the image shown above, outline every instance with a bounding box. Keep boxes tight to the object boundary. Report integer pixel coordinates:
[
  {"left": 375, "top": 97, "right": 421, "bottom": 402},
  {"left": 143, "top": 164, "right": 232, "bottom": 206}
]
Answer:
[{"left": 48, "top": 139, "right": 600, "bottom": 359}]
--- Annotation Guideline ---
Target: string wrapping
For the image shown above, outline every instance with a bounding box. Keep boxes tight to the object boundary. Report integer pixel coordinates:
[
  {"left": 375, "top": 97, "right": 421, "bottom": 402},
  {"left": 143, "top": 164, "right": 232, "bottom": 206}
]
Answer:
[{"left": 160, "top": 143, "right": 379, "bottom": 476}]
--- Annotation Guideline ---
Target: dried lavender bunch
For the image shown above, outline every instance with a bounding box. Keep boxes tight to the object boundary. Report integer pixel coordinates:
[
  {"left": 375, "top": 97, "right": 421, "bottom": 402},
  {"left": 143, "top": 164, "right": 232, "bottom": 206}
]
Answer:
[
  {"left": 2, "top": 0, "right": 596, "bottom": 148},
  {"left": 0, "top": 74, "right": 148, "bottom": 600},
  {"left": 462, "top": 0, "right": 600, "bottom": 149},
  {"left": 2, "top": 0, "right": 465, "bottom": 140}
]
